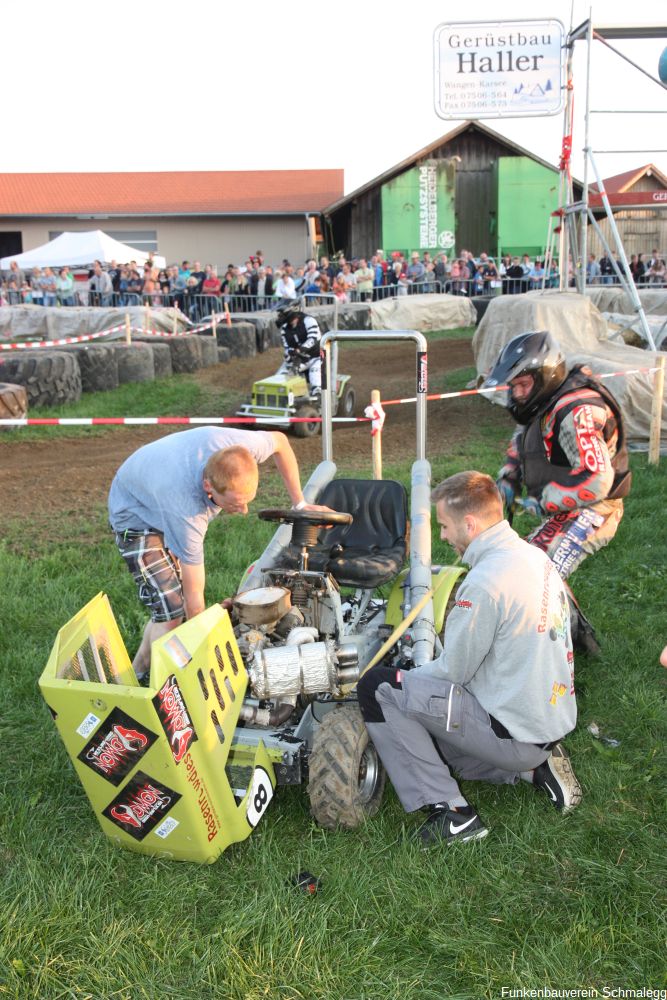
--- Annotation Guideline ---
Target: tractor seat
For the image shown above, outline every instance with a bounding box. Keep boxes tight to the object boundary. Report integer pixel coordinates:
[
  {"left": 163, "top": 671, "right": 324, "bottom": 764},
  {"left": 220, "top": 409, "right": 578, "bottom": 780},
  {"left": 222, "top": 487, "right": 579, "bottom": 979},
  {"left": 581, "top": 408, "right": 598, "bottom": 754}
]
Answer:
[{"left": 284, "top": 478, "right": 408, "bottom": 588}]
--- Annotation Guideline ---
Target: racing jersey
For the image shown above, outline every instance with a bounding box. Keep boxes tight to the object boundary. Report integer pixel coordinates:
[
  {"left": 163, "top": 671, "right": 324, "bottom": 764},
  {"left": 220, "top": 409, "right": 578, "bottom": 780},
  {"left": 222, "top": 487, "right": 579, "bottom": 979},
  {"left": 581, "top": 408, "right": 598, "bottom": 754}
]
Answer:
[
  {"left": 280, "top": 315, "right": 321, "bottom": 362},
  {"left": 499, "top": 367, "right": 630, "bottom": 514}
]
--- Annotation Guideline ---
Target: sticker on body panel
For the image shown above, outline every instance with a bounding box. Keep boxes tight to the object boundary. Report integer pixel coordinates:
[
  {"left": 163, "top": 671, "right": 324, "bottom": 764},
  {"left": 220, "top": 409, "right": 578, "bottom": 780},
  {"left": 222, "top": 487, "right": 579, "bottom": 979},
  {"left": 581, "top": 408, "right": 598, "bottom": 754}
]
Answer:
[
  {"left": 76, "top": 712, "right": 101, "bottom": 739},
  {"left": 77, "top": 707, "right": 159, "bottom": 785},
  {"left": 152, "top": 675, "right": 198, "bottom": 764},
  {"left": 102, "top": 772, "right": 181, "bottom": 841},
  {"left": 246, "top": 766, "right": 274, "bottom": 828}
]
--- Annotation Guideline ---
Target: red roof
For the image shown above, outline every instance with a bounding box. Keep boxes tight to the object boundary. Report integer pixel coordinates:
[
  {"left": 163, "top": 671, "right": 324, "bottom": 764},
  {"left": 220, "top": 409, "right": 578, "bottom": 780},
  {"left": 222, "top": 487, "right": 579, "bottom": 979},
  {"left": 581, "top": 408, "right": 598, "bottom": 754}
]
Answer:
[
  {"left": 591, "top": 163, "right": 667, "bottom": 194},
  {"left": 0, "top": 169, "right": 344, "bottom": 216}
]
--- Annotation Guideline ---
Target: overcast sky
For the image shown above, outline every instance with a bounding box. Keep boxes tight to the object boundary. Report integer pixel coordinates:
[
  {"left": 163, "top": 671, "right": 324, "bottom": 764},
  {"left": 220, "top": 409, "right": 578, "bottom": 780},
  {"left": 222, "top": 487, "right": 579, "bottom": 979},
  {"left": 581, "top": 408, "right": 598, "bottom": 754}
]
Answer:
[{"left": 4, "top": 0, "right": 666, "bottom": 194}]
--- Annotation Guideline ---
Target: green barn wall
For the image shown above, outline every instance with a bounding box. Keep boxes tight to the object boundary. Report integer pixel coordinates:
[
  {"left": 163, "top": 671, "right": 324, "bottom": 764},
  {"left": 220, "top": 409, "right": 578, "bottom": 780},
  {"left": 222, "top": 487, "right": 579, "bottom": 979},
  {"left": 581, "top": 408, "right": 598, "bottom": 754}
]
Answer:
[
  {"left": 380, "top": 160, "right": 456, "bottom": 258},
  {"left": 496, "top": 157, "right": 560, "bottom": 258}
]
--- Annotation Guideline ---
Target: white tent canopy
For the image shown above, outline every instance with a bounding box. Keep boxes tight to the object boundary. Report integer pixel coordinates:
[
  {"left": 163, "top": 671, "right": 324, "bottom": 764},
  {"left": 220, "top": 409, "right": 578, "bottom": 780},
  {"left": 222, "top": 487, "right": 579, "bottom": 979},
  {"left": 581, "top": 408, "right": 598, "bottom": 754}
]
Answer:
[{"left": 0, "top": 230, "right": 166, "bottom": 270}]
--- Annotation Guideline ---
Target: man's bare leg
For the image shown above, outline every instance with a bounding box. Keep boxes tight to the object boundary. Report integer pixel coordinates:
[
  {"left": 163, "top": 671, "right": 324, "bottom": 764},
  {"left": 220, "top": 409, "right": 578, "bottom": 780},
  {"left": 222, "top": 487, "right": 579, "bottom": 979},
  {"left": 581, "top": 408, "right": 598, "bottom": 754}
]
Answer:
[{"left": 132, "top": 617, "right": 183, "bottom": 679}]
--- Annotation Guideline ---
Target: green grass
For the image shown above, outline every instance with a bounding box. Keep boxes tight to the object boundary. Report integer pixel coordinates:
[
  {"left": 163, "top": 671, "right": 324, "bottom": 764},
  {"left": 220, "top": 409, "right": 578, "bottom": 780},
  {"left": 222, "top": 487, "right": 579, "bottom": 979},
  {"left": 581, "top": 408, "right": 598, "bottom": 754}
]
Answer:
[{"left": 1, "top": 355, "right": 666, "bottom": 998}]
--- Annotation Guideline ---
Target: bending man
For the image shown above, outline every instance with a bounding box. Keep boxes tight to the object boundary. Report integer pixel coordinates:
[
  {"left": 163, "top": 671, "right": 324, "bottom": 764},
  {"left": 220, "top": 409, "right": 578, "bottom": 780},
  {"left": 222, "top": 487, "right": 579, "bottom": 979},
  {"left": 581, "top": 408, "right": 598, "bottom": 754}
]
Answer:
[
  {"left": 109, "top": 427, "right": 323, "bottom": 680},
  {"left": 358, "top": 471, "right": 581, "bottom": 848}
]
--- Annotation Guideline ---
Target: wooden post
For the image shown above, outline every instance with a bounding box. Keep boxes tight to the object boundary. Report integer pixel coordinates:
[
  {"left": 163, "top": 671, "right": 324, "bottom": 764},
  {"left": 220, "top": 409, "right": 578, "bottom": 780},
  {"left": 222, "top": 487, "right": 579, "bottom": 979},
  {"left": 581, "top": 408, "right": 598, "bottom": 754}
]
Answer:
[
  {"left": 172, "top": 307, "right": 178, "bottom": 336},
  {"left": 649, "top": 355, "right": 665, "bottom": 465},
  {"left": 225, "top": 302, "right": 232, "bottom": 328},
  {"left": 371, "top": 388, "right": 383, "bottom": 480},
  {"left": 211, "top": 310, "right": 217, "bottom": 341},
  {"left": 124, "top": 313, "right": 132, "bottom": 345},
  {"left": 143, "top": 303, "right": 150, "bottom": 334}
]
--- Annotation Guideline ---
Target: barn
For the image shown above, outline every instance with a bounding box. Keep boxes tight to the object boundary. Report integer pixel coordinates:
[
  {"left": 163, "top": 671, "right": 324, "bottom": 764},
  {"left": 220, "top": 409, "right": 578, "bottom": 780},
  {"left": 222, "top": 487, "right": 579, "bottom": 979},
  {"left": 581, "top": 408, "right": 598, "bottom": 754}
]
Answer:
[{"left": 323, "top": 119, "right": 582, "bottom": 262}]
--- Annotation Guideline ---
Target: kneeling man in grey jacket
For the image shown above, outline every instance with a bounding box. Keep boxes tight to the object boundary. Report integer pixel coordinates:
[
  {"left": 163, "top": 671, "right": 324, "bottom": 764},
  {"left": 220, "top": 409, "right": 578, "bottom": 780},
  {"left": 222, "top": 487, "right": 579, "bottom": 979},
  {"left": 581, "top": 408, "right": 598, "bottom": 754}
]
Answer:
[{"left": 358, "top": 470, "right": 581, "bottom": 847}]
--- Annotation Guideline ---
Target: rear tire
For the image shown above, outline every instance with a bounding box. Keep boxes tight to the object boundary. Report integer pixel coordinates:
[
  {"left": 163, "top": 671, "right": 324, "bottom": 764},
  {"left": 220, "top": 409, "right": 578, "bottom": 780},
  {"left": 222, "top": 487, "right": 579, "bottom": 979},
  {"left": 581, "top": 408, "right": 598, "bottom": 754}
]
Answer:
[
  {"left": 292, "top": 403, "right": 320, "bottom": 438},
  {"left": 308, "top": 705, "right": 386, "bottom": 830},
  {"left": 339, "top": 384, "right": 356, "bottom": 418}
]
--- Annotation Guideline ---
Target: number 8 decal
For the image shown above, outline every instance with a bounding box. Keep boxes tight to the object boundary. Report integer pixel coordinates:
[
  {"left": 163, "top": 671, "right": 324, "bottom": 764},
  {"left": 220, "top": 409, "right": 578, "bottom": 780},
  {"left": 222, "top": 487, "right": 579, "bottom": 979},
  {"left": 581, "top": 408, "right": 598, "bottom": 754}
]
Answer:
[{"left": 246, "top": 766, "right": 274, "bottom": 828}]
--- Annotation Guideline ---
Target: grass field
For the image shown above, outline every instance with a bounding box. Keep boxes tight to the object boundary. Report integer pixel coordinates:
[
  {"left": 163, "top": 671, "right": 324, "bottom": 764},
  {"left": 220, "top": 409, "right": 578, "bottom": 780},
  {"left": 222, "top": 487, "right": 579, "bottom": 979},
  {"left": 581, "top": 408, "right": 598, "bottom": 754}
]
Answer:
[{"left": 0, "top": 339, "right": 666, "bottom": 999}]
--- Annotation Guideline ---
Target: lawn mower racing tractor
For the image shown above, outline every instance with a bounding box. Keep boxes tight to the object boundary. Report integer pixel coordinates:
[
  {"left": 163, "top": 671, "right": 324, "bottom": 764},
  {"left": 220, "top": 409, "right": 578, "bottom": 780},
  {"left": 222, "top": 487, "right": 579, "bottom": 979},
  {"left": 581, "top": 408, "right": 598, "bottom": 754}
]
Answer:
[
  {"left": 235, "top": 351, "right": 355, "bottom": 437},
  {"left": 40, "top": 331, "right": 464, "bottom": 863}
]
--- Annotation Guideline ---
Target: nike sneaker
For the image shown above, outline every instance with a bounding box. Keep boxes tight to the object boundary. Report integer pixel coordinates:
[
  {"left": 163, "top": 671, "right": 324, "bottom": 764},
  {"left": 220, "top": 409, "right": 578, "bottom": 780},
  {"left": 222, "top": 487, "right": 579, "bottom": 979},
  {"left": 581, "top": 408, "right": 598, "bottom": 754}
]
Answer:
[
  {"left": 532, "top": 743, "right": 582, "bottom": 812},
  {"left": 414, "top": 804, "right": 489, "bottom": 847}
]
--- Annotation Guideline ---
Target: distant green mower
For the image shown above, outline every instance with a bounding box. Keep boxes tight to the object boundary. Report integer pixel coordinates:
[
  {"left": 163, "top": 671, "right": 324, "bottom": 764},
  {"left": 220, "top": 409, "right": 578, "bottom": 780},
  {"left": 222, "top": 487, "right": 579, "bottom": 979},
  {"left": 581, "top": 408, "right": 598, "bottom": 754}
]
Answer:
[{"left": 236, "top": 363, "right": 356, "bottom": 437}]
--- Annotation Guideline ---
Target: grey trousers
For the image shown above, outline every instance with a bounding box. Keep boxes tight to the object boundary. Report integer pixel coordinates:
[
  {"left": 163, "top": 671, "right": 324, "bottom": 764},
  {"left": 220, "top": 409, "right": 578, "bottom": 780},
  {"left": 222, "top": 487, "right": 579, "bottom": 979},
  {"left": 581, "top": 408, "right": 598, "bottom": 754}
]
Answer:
[{"left": 366, "top": 673, "right": 551, "bottom": 812}]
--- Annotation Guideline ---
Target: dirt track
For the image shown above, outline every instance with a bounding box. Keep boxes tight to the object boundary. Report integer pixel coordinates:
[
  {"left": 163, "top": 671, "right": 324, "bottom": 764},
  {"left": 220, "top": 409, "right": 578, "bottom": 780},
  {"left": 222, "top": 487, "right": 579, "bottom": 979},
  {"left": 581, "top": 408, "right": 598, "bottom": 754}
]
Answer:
[{"left": 0, "top": 338, "right": 506, "bottom": 543}]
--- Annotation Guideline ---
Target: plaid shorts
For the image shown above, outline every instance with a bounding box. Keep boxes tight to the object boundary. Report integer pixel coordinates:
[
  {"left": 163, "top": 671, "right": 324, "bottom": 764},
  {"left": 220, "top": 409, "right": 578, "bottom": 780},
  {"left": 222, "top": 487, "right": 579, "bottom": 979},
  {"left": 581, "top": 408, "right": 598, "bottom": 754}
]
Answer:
[{"left": 114, "top": 529, "right": 185, "bottom": 623}]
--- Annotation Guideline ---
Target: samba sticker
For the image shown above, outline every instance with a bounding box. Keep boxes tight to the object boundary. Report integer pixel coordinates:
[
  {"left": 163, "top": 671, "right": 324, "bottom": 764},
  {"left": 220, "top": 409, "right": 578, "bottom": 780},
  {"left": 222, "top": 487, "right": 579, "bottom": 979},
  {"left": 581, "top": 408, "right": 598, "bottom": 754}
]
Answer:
[
  {"left": 102, "top": 772, "right": 181, "bottom": 842},
  {"left": 76, "top": 712, "right": 100, "bottom": 738},
  {"left": 152, "top": 675, "right": 198, "bottom": 764},
  {"left": 78, "top": 707, "right": 158, "bottom": 785},
  {"left": 246, "top": 766, "right": 274, "bottom": 828}
]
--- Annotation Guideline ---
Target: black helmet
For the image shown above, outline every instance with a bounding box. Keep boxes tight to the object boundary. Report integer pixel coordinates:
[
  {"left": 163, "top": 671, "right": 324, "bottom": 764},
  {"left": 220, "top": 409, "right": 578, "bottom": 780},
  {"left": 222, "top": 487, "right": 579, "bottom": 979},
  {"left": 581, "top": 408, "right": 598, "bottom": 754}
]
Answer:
[
  {"left": 276, "top": 300, "right": 304, "bottom": 327},
  {"left": 484, "top": 331, "right": 567, "bottom": 424}
]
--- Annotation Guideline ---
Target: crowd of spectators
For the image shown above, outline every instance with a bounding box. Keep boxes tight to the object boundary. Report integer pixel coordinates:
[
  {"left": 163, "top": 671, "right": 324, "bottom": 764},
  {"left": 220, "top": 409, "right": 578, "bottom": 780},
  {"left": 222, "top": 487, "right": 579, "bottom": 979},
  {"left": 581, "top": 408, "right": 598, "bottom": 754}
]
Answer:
[{"left": 1, "top": 245, "right": 665, "bottom": 315}]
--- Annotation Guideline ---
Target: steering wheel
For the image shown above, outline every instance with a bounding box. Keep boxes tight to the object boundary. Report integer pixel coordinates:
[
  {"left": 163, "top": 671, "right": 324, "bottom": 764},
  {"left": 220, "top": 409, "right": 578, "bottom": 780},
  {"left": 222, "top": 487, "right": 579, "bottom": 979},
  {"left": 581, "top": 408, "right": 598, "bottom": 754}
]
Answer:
[{"left": 258, "top": 508, "right": 353, "bottom": 527}]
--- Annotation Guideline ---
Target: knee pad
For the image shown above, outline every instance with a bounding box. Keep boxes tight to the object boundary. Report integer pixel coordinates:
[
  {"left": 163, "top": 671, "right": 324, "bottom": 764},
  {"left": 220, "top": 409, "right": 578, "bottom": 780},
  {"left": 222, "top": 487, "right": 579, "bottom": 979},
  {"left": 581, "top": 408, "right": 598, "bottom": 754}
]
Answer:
[{"left": 357, "top": 666, "right": 401, "bottom": 723}]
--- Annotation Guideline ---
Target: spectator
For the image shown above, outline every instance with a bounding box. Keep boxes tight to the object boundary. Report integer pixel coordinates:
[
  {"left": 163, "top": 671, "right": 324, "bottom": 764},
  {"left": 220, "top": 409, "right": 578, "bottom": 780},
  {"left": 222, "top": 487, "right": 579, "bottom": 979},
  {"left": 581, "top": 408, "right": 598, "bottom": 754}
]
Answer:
[
  {"left": 629, "top": 254, "right": 645, "bottom": 285},
  {"left": 528, "top": 259, "right": 546, "bottom": 289},
  {"left": 125, "top": 269, "right": 143, "bottom": 302},
  {"left": 30, "top": 267, "right": 44, "bottom": 305},
  {"left": 434, "top": 253, "right": 449, "bottom": 289},
  {"left": 586, "top": 254, "right": 601, "bottom": 285},
  {"left": 332, "top": 272, "right": 348, "bottom": 303},
  {"left": 505, "top": 257, "right": 525, "bottom": 295},
  {"left": 202, "top": 266, "right": 221, "bottom": 297},
  {"left": 599, "top": 254, "right": 614, "bottom": 285},
  {"left": 448, "top": 258, "right": 465, "bottom": 296},
  {"left": 520, "top": 253, "right": 533, "bottom": 293},
  {"left": 250, "top": 266, "right": 274, "bottom": 309},
  {"left": 423, "top": 261, "right": 437, "bottom": 291},
  {"left": 647, "top": 257, "right": 665, "bottom": 287},
  {"left": 56, "top": 266, "right": 76, "bottom": 306},
  {"left": 7, "top": 260, "right": 25, "bottom": 290},
  {"left": 319, "top": 255, "right": 335, "bottom": 283},
  {"left": 275, "top": 269, "right": 296, "bottom": 302},
  {"left": 354, "top": 257, "right": 374, "bottom": 302},
  {"left": 407, "top": 251, "right": 425, "bottom": 292},
  {"left": 483, "top": 257, "right": 501, "bottom": 295},
  {"left": 340, "top": 263, "right": 357, "bottom": 297},
  {"left": 41, "top": 266, "right": 58, "bottom": 307},
  {"left": 108, "top": 260, "right": 122, "bottom": 293}
]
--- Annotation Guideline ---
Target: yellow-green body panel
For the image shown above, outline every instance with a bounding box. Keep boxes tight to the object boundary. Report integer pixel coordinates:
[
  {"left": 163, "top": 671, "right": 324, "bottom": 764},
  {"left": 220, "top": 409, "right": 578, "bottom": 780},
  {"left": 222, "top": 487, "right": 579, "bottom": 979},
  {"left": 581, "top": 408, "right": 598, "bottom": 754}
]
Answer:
[
  {"left": 384, "top": 565, "right": 465, "bottom": 634},
  {"left": 39, "top": 593, "right": 275, "bottom": 863}
]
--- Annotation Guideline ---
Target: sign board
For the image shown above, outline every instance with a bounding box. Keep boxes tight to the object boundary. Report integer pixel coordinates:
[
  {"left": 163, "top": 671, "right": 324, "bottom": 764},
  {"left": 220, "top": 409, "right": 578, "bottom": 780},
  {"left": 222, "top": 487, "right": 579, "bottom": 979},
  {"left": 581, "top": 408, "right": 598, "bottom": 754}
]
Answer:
[
  {"left": 434, "top": 20, "right": 565, "bottom": 120},
  {"left": 380, "top": 160, "right": 456, "bottom": 255}
]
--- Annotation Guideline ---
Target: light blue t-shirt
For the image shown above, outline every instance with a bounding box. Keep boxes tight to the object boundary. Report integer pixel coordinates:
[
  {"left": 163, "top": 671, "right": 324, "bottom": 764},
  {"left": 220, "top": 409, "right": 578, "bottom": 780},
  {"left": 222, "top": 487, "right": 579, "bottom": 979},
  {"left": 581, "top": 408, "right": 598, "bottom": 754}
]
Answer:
[{"left": 108, "top": 427, "right": 276, "bottom": 564}]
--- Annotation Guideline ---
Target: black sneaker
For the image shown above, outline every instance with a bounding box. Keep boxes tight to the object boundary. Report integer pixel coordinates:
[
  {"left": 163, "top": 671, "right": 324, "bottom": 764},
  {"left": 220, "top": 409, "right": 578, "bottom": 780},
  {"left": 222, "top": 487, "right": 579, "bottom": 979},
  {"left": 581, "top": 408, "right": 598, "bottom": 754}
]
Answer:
[
  {"left": 532, "top": 743, "right": 582, "bottom": 812},
  {"left": 414, "top": 805, "right": 488, "bottom": 848}
]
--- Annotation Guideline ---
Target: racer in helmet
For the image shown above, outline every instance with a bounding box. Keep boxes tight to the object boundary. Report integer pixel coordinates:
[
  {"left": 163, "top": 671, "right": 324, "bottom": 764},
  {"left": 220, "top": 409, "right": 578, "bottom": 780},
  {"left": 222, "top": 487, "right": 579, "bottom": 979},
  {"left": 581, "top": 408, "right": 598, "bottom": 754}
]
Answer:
[
  {"left": 276, "top": 300, "right": 322, "bottom": 396},
  {"left": 485, "top": 329, "right": 631, "bottom": 606}
]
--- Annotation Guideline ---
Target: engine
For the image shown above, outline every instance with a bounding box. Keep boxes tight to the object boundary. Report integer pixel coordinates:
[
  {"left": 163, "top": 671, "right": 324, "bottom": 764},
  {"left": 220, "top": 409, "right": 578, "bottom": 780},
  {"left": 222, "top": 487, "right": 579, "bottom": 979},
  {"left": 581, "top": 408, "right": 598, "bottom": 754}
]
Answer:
[{"left": 232, "top": 586, "right": 359, "bottom": 707}]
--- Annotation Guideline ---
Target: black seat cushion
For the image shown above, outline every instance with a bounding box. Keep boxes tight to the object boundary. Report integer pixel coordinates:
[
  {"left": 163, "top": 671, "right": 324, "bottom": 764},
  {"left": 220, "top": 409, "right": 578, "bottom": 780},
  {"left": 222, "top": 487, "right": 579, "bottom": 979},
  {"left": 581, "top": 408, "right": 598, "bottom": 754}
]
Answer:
[{"left": 283, "top": 478, "right": 408, "bottom": 588}]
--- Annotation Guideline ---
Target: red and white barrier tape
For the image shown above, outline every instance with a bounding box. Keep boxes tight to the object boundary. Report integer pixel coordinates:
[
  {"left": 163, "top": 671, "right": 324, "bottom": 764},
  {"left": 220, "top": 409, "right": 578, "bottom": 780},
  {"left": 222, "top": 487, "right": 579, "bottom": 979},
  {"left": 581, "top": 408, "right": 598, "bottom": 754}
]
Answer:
[
  {"left": 0, "top": 322, "right": 128, "bottom": 351},
  {"left": 0, "top": 317, "right": 217, "bottom": 351},
  {"left": 378, "top": 367, "right": 661, "bottom": 407},
  {"left": 0, "top": 367, "right": 660, "bottom": 427}
]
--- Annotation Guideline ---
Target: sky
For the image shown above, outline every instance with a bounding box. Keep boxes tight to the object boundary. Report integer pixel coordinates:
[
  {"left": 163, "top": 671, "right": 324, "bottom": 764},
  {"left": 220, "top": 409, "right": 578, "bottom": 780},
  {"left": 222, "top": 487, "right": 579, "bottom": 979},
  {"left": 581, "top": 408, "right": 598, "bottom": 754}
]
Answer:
[{"left": 3, "top": 0, "right": 666, "bottom": 195}]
